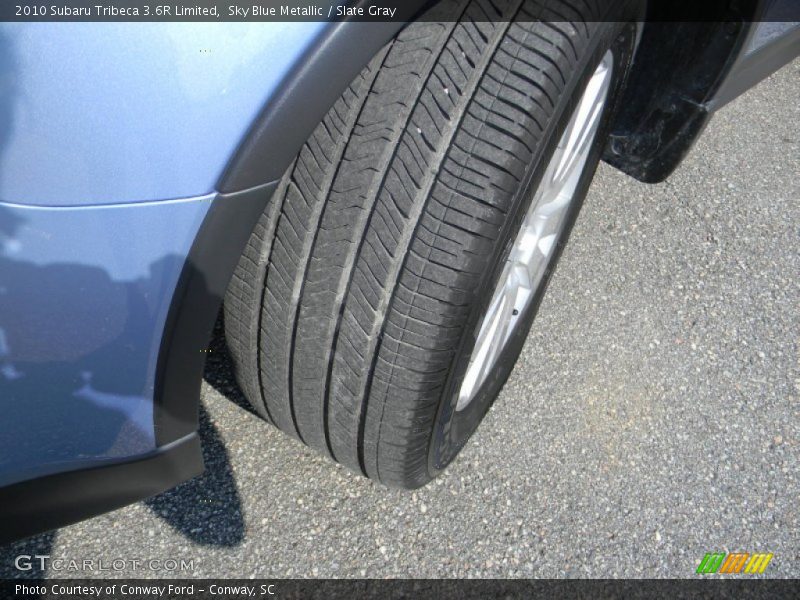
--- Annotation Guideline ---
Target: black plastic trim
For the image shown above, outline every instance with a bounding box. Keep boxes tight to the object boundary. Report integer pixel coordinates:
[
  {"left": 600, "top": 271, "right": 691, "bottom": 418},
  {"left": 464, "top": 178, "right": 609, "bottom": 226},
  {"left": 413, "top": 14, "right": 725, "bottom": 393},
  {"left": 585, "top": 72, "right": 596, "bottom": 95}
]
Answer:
[
  {"left": 0, "top": 433, "right": 202, "bottom": 544},
  {"left": 602, "top": 19, "right": 751, "bottom": 183},
  {"left": 602, "top": 0, "right": 799, "bottom": 183},
  {"left": 154, "top": 182, "right": 278, "bottom": 445}
]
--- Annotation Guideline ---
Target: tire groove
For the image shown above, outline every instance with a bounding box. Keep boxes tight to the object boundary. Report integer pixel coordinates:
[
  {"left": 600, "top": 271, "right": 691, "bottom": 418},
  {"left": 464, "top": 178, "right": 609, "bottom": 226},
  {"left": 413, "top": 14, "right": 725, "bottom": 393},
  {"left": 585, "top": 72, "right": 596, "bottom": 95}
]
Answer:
[
  {"left": 287, "top": 44, "right": 392, "bottom": 450},
  {"left": 323, "top": 5, "right": 472, "bottom": 472},
  {"left": 363, "top": 6, "right": 523, "bottom": 482}
]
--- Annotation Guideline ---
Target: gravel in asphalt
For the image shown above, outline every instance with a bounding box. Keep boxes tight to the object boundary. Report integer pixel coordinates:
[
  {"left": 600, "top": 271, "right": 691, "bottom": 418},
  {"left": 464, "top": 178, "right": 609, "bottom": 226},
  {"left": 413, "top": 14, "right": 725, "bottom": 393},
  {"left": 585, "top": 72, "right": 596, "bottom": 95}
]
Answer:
[{"left": 1, "top": 59, "right": 797, "bottom": 579}]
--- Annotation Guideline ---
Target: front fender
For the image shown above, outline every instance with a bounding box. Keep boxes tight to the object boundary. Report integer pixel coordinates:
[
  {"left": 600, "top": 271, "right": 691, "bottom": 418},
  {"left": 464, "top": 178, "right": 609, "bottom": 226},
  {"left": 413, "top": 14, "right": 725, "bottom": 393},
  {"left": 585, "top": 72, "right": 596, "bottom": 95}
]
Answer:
[{"left": 0, "top": 22, "right": 326, "bottom": 207}]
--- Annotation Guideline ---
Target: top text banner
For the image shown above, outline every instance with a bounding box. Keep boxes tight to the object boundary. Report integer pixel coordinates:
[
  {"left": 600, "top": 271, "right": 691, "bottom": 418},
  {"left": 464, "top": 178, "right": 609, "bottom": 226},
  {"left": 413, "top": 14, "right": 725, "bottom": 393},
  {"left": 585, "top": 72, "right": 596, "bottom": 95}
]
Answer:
[{"left": 2, "top": 1, "right": 799, "bottom": 22}]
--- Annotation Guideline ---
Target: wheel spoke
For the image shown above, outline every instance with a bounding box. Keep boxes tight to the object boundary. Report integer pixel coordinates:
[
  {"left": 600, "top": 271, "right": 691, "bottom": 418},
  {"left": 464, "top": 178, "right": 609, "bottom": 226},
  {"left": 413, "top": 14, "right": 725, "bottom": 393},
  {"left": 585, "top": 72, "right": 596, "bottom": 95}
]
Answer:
[{"left": 457, "top": 50, "right": 614, "bottom": 411}]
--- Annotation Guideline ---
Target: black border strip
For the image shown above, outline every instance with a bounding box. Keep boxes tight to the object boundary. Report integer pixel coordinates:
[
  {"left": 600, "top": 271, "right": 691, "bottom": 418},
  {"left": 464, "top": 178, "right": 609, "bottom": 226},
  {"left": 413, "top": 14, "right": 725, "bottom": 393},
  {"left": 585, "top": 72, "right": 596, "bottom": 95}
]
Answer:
[
  {"left": 2, "top": 578, "right": 799, "bottom": 598},
  {"left": 1, "top": 0, "right": 798, "bottom": 22}
]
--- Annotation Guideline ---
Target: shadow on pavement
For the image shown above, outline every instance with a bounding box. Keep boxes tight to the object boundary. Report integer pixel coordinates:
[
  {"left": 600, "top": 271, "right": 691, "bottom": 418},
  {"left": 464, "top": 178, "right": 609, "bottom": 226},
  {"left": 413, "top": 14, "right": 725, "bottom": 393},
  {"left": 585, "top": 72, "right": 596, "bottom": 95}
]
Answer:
[
  {"left": 144, "top": 401, "right": 245, "bottom": 548},
  {"left": 143, "top": 311, "right": 251, "bottom": 548}
]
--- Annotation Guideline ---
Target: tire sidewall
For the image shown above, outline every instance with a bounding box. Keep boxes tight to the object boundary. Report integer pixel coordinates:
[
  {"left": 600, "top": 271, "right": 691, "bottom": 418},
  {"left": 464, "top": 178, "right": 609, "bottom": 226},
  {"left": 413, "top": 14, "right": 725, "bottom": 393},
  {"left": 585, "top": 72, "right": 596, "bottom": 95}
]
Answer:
[{"left": 428, "top": 16, "right": 640, "bottom": 476}]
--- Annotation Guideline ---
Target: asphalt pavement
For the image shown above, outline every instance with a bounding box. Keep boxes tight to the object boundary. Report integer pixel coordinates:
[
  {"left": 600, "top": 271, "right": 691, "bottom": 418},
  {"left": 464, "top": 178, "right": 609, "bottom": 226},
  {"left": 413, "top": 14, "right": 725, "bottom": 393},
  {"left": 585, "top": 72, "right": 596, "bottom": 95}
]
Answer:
[{"left": 1, "top": 59, "right": 797, "bottom": 579}]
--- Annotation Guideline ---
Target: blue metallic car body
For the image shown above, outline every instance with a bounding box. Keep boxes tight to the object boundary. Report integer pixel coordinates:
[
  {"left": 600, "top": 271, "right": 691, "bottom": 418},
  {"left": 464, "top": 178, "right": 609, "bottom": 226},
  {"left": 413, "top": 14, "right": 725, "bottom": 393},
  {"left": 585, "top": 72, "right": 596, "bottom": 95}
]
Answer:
[
  {"left": 0, "top": 22, "right": 324, "bottom": 486},
  {"left": 0, "top": 198, "right": 209, "bottom": 486},
  {"left": 0, "top": 22, "right": 324, "bottom": 206}
]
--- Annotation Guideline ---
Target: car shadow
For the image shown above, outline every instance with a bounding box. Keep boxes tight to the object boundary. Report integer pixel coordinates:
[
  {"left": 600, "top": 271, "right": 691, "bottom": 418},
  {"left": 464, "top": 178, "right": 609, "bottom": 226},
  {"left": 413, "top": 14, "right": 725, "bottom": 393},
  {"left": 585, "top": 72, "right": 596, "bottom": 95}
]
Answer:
[
  {"left": 144, "top": 401, "right": 245, "bottom": 548},
  {"left": 143, "top": 310, "right": 253, "bottom": 547}
]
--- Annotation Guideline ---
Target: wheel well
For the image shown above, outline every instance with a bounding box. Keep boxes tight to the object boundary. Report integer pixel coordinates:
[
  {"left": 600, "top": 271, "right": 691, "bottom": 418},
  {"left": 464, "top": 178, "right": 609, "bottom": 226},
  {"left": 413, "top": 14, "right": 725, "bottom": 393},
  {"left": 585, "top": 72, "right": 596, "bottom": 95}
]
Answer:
[{"left": 158, "top": 1, "right": 762, "bottom": 447}]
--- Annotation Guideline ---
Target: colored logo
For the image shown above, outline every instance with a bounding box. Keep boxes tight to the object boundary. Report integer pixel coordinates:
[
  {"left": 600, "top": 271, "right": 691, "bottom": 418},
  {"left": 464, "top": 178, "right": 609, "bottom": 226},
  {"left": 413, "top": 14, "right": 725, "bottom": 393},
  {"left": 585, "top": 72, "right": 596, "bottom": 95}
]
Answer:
[{"left": 696, "top": 552, "right": 774, "bottom": 574}]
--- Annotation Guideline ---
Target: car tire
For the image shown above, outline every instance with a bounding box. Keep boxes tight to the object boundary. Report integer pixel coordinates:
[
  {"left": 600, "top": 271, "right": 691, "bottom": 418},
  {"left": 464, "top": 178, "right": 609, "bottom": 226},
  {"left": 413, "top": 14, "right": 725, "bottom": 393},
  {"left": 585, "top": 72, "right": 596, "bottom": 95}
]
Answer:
[{"left": 224, "top": 0, "right": 638, "bottom": 488}]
